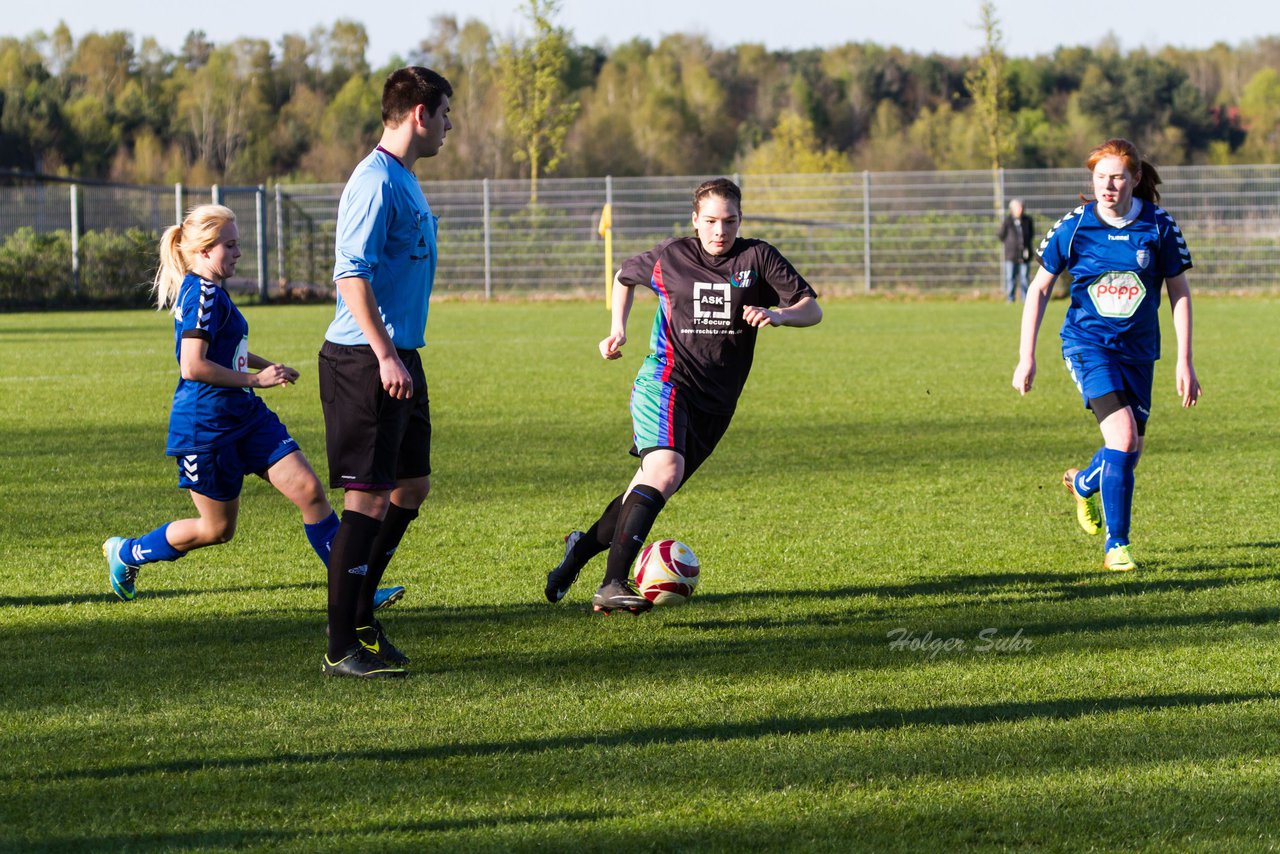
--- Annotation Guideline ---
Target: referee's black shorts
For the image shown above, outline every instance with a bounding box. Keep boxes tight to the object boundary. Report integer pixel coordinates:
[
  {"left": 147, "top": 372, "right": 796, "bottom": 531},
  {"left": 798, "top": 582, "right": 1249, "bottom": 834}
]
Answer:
[{"left": 318, "top": 341, "right": 431, "bottom": 490}]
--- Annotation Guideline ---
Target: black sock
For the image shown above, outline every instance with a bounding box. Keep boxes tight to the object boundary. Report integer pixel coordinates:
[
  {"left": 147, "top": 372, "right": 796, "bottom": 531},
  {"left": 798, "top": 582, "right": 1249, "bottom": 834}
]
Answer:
[
  {"left": 355, "top": 503, "right": 419, "bottom": 627},
  {"left": 327, "top": 510, "right": 382, "bottom": 658},
  {"left": 573, "top": 493, "right": 623, "bottom": 566},
  {"left": 603, "top": 486, "right": 666, "bottom": 585}
]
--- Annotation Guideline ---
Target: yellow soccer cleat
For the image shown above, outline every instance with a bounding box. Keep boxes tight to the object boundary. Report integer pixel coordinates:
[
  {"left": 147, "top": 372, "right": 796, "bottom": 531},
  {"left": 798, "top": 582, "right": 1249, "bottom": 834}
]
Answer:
[
  {"left": 1104, "top": 544, "right": 1137, "bottom": 572},
  {"left": 1063, "top": 469, "right": 1103, "bottom": 536}
]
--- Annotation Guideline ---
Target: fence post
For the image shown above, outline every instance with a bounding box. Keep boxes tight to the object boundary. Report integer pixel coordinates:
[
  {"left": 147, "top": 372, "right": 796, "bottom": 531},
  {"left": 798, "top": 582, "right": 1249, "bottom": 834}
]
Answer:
[
  {"left": 862, "top": 170, "right": 872, "bottom": 294},
  {"left": 211, "top": 184, "right": 221, "bottom": 205},
  {"left": 256, "top": 184, "right": 268, "bottom": 302},
  {"left": 174, "top": 182, "right": 183, "bottom": 224},
  {"left": 482, "top": 178, "right": 492, "bottom": 301},
  {"left": 603, "top": 175, "right": 614, "bottom": 308},
  {"left": 69, "top": 184, "right": 81, "bottom": 295},
  {"left": 274, "top": 184, "right": 286, "bottom": 291}
]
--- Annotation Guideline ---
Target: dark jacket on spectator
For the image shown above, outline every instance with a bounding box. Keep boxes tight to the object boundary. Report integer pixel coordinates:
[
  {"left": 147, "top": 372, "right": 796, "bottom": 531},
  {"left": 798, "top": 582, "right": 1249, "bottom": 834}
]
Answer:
[{"left": 999, "top": 213, "right": 1034, "bottom": 263}]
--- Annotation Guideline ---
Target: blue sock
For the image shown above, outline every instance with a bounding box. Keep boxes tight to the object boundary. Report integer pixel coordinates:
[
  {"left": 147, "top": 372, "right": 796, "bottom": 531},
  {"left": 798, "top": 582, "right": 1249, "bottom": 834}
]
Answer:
[
  {"left": 1100, "top": 448, "right": 1139, "bottom": 550},
  {"left": 121, "top": 523, "right": 185, "bottom": 567},
  {"left": 1074, "top": 448, "right": 1105, "bottom": 498},
  {"left": 304, "top": 511, "right": 340, "bottom": 568}
]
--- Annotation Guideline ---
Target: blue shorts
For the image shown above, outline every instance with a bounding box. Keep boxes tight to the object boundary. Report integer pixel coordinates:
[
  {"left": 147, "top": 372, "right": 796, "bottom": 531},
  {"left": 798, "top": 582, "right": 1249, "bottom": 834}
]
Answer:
[
  {"left": 1063, "top": 349, "right": 1153, "bottom": 423},
  {"left": 174, "top": 410, "right": 299, "bottom": 502}
]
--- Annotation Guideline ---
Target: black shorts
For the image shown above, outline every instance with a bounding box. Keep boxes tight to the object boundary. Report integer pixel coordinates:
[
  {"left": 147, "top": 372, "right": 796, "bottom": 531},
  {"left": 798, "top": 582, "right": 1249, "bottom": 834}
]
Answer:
[
  {"left": 630, "top": 382, "right": 734, "bottom": 487},
  {"left": 319, "top": 341, "right": 431, "bottom": 490}
]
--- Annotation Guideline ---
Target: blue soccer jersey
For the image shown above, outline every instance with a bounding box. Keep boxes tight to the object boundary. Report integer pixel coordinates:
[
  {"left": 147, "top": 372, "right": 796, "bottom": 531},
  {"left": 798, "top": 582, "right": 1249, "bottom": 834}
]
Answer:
[
  {"left": 327, "top": 147, "right": 437, "bottom": 350},
  {"left": 1038, "top": 200, "right": 1192, "bottom": 363},
  {"left": 166, "top": 273, "right": 274, "bottom": 455}
]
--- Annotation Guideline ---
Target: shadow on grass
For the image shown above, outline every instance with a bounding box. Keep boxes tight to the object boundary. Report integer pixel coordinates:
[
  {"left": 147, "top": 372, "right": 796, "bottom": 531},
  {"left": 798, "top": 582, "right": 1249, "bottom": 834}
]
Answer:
[
  {"left": 687, "top": 563, "right": 1280, "bottom": 610},
  {"left": 32, "top": 809, "right": 613, "bottom": 849},
  {"left": 11, "top": 566, "right": 1280, "bottom": 701},
  {"left": 0, "top": 581, "right": 322, "bottom": 609},
  {"left": 36, "top": 690, "right": 1273, "bottom": 783}
]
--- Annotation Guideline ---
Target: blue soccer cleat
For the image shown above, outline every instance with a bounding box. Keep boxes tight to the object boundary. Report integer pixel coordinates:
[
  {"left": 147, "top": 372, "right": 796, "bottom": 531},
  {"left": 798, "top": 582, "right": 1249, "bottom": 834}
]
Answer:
[
  {"left": 373, "top": 585, "right": 406, "bottom": 611},
  {"left": 103, "top": 537, "right": 139, "bottom": 601}
]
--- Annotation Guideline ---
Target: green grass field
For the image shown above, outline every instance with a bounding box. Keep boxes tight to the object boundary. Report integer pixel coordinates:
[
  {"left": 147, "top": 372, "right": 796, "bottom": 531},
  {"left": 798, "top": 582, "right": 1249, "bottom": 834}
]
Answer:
[{"left": 3, "top": 296, "right": 1280, "bottom": 852}]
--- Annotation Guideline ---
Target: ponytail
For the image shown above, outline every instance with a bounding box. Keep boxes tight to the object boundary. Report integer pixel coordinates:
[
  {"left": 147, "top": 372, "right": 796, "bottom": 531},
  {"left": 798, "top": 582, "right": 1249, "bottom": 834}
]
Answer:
[
  {"left": 152, "top": 204, "right": 237, "bottom": 312},
  {"left": 1134, "top": 159, "right": 1161, "bottom": 204},
  {"left": 153, "top": 224, "right": 186, "bottom": 310}
]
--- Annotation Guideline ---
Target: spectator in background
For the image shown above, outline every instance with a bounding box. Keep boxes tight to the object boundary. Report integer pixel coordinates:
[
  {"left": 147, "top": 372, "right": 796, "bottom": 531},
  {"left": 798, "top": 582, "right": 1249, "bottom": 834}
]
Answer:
[{"left": 999, "top": 199, "right": 1034, "bottom": 303}]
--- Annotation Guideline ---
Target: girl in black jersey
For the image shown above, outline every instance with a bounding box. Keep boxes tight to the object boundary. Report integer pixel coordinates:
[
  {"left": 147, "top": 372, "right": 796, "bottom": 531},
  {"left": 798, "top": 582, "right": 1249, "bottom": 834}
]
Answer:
[{"left": 545, "top": 178, "right": 823, "bottom": 613}]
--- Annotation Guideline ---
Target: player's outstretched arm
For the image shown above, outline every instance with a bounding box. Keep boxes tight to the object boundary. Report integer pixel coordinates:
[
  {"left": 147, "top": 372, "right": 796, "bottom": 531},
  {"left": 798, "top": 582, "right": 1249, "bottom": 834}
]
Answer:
[
  {"left": 1166, "top": 273, "right": 1201, "bottom": 407},
  {"left": 1012, "top": 267, "right": 1057, "bottom": 395},
  {"left": 600, "top": 271, "right": 635, "bottom": 360},
  {"left": 743, "top": 296, "right": 823, "bottom": 329},
  {"left": 247, "top": 352, "right": 300, "bottom": 385},
  {"left": 180, "top": 339, "right": 294, "bottom": 389}
]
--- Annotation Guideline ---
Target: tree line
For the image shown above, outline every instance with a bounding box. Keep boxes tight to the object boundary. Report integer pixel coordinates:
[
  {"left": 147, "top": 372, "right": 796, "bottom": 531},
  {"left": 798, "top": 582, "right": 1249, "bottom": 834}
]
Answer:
[{"left": 3, "top": 6, "right": 1280, "bottom": 187}]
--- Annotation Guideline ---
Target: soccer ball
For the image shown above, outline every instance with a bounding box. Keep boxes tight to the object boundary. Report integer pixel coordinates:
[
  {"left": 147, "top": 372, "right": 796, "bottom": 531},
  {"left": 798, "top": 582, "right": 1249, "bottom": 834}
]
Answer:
[{"left": 633, "top": 539, "right": 700, "bottom": 605}]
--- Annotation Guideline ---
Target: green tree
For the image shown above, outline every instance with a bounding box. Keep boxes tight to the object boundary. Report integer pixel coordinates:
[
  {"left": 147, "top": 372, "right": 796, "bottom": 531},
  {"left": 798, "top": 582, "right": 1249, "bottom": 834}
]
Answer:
[
  {"left": 738, "top": 111, "right": 848, "bottom": 174},
  {"left": 496, "top": 0, "right": 580, "bottom": 202},
  {"left": 964, "top": 1, "right": 1012, "bottom": 210},
  {"left": 1238, "top": 67, "right": 1280, "bottom": 163}
]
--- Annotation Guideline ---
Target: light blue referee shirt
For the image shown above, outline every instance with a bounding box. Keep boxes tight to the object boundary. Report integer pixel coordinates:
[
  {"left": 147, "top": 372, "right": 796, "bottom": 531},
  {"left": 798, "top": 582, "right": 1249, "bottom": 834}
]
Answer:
[{"left": 327, "top": 147, "right": 438, "bottom": 350}]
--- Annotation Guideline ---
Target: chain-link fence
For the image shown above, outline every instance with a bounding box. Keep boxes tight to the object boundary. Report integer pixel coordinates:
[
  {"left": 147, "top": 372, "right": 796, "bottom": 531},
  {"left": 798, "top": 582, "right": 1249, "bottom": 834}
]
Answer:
[
  {"left": 279, "top": 165, "right": 1280, "bottom": 298},
  {"left": 0, "top": 173, "right": 271, "bottom": 309},
  {"left": 4, "top": 165, "right": 1278, "bottom": 309}
]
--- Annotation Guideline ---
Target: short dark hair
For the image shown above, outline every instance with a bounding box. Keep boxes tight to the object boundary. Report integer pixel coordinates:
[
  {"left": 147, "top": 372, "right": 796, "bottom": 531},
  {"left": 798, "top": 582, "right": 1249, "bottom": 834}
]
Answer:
[
  {"left": 382, "top": 67, "right": 453, "bottom": 126},
  {"left": 693, "top": 178, "right": 742, "bottom": 213}
]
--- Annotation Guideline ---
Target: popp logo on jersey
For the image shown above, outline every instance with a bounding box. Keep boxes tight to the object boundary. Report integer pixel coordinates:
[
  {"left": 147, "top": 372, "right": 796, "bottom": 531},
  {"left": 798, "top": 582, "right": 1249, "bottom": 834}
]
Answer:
[{"left": 1087, "top": 271, "right": 1146, "bottom": 319}]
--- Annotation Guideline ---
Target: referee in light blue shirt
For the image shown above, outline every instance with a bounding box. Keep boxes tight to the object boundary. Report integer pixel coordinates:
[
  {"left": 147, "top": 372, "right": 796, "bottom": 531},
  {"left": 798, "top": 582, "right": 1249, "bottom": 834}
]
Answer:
[
  {"left": 1012, "top": 138, "right": 1201, "bottom": 574},
  {"left": 318, "top": 66, "right": 453, "bottom": 679}
]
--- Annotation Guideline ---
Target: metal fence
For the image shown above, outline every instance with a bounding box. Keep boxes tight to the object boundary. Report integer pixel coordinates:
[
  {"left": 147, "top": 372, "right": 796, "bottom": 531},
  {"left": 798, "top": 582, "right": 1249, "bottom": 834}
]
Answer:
[{"left": 3, "top": 166, "right": 1278, "bottom": 307}]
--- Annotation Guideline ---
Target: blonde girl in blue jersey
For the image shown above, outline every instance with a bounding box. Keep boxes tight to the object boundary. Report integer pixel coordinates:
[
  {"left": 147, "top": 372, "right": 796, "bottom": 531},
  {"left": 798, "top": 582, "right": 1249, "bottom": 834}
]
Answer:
[
  {"left": 103, "top": 204, "right": 340, "bottom": 602},
  {"left": 1012, "top": 138, "right": 1201, "bottom": 572}
]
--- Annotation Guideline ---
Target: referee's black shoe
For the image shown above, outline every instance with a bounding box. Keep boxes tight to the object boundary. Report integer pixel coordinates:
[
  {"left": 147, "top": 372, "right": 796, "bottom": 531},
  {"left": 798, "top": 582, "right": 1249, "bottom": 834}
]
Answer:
[
  {"left": 591, "top": 579, "right": 653, "bottom": 615},
  {"left": 357, "top": 620, "right": 410, "bottom": 666},
  {"left": 323, "top": 644, "right": 407, "bottom": 678},
  {"left": 545, "top": 530, "right": 585, "bottom": 603}
]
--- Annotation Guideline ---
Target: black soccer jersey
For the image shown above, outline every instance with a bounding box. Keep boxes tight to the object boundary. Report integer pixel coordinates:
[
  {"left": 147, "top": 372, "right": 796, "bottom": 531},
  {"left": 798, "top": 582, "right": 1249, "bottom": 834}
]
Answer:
[{"left": 618, "top": 237, "right": 816, "bottom": 414}]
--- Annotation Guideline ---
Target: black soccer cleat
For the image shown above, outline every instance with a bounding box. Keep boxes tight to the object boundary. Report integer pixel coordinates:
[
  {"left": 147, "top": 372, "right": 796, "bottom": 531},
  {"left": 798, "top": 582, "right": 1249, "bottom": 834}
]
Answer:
[
  {"left": 322, "top": 643, "right": 407, "bottom": 678},
  {"left": 357, "top": 619, "right": 410, "bottom": 666},
  {"left": 591, "top": 579, "right": 653, "bottom": 615},
  {"left": 545, "top": 530, "right": 585, "bottom": 603}
]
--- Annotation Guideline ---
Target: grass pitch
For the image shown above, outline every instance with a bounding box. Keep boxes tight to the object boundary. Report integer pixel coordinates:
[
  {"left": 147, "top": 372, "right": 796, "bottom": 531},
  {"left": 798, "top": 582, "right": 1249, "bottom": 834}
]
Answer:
[{"left": 2, "top": 296, "right": 1280, "bottom": 852}]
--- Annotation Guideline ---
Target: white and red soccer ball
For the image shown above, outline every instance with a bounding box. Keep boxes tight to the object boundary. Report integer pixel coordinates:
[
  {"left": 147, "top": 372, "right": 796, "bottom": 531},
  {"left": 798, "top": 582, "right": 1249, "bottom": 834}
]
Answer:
[{"left": 633, "top": 539, "right": 700, "bottom": 605}]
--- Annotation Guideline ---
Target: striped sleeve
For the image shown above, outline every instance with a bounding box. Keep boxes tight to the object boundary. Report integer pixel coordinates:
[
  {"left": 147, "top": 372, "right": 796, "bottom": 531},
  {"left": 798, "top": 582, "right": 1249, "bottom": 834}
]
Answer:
[
  {"left": 177, "top": 278, "right": 219, "bottom": 340},
  {"left": 1153, "top": 206, "right": 1193, "bottom": 276},
  {"left": 1036, "top": 205, "right": 1085, "bottom": 275}
]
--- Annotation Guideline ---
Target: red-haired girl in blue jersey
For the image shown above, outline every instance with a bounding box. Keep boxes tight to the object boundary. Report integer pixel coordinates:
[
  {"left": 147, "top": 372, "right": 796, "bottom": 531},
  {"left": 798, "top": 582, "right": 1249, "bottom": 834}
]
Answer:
[{"left": 1012, "top": 138, "right": 1202, "bottom": 572}]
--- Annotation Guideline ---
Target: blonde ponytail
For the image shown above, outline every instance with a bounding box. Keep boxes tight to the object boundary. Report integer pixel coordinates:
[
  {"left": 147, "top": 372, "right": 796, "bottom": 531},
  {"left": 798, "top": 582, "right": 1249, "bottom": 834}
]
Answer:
[{"left": 152, "top": 204, "right": 237, "bottom": 311}]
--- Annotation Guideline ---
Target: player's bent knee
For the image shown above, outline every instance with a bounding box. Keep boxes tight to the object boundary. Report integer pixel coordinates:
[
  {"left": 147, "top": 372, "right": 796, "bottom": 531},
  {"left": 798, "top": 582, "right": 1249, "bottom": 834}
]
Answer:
[{"left": 201, "top": 519, "right": 237, "bottom": 545}]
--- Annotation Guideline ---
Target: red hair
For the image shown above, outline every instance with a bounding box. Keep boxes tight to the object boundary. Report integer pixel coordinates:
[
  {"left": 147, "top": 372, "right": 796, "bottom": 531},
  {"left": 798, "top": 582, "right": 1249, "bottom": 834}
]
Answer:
[{"left": 1085, "top": 138, "right": 1162, "bottom": 204}]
